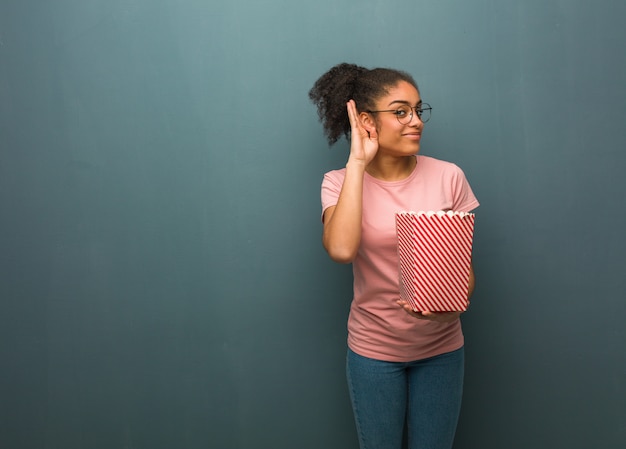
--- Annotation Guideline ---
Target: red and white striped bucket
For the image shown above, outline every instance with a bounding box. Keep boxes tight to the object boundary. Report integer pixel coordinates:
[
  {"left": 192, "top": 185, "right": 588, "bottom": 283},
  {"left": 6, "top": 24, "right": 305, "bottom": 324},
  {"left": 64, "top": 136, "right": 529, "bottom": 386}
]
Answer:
[{"left": 396, "top": 211, "right": 475, "bottom": 312}]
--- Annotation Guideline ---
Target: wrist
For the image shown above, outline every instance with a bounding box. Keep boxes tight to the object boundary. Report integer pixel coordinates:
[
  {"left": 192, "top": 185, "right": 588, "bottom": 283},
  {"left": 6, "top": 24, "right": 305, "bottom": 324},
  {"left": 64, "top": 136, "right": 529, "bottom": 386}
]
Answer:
[{"left": 346, "top": 157, "right": 367, "bottom": 171}]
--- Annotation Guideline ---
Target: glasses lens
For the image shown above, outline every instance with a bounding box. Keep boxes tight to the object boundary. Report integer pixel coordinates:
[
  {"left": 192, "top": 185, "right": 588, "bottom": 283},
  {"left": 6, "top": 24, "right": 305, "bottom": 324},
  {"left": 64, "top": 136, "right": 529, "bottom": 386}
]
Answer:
[
  {"left": 395, "top": 104, "right": 432, "bottom": 124},
  {"left": 396, "top": 105, "right": 412, "bottom": 124},
  {"left": 418, "top": 104, "right": 431, "bottom": 123}
]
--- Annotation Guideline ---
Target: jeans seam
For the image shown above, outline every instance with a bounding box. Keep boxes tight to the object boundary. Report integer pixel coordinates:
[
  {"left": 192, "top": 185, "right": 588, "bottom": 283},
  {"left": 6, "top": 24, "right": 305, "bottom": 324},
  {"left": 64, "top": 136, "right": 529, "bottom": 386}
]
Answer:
[{"left": 347, "top": 352, "right": 368, "bottom": 449}]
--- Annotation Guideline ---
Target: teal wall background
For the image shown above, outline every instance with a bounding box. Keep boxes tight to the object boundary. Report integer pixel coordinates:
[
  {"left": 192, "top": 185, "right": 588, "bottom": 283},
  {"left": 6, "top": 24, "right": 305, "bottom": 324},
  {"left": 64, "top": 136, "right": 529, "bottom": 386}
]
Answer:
[{"left": 1, "top": 1, "right": 625, "bottom": 448}]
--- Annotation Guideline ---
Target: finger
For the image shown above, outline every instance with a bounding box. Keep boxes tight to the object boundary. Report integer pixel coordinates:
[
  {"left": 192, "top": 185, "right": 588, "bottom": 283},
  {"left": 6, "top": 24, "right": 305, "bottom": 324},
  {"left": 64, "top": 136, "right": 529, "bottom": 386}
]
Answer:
[
  {"left": 348, "top": 100, "right": 371, "bottom": 138},
  {"left": 397, "top": 300, "right": 427, "bottom": 319},
  {"left": 396, "top": 299, "right": 414, "bottom": 311},
  {"left": 346, "top": 100, "right": 359, "bottom": 129}
]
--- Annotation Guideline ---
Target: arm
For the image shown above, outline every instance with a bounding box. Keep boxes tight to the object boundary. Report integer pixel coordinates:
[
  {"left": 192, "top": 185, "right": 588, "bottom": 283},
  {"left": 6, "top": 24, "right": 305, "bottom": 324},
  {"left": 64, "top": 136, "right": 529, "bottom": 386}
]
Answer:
[
  {"left": 322, "top": 160, "right": 365, "bottom": 263},
  {"left": 467, "top": 263, "right": 475, "bottom": 300},
  {"left": 322, "top": 100, "right": 378, "bottom": 263}
]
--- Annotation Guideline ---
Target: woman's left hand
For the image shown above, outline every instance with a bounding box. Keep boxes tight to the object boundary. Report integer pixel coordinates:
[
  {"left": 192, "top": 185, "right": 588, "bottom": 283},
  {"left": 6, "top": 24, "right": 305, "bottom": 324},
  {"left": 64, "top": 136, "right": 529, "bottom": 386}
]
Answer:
[{"left": 397, "top": 300, "right": 462, "bottom": 323}]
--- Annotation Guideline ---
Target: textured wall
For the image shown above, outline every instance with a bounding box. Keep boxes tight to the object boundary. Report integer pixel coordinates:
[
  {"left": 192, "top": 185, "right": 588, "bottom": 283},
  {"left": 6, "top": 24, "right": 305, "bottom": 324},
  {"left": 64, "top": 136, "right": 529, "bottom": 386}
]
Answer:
[{"left": 1, "top": 1, "right": 624, "bottom": 448}]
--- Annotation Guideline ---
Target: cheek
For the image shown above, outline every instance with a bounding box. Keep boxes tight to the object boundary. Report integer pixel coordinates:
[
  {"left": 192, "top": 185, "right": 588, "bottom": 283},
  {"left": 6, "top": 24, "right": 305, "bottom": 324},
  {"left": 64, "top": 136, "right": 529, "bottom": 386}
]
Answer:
[
  {"left": 377, "top": 124, "right": 402, "bottom": 142},
  {"left": 376, "top": 131, "right": 402, "bottom": 152}
]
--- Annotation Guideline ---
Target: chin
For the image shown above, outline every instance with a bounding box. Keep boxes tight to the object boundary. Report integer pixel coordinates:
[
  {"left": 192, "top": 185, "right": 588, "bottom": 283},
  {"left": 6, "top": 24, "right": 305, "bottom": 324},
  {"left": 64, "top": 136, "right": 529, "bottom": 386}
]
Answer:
[{"left": 407, "top": 144, "right": 420, "bottom": 155}]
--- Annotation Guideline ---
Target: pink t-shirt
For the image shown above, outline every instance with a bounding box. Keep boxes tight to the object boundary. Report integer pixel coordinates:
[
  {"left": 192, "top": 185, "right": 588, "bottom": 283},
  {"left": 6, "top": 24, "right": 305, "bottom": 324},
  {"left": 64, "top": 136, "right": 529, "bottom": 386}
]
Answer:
[{"left": 321, "top": 155, "right": 480, "bottom": 362}]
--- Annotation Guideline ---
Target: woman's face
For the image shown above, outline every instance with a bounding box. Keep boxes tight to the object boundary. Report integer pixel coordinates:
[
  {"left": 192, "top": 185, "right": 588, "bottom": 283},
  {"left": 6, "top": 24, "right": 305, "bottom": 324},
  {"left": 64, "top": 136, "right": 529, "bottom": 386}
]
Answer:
[{"left": 367, "top": 81, "right": 424, "bottom": 156}]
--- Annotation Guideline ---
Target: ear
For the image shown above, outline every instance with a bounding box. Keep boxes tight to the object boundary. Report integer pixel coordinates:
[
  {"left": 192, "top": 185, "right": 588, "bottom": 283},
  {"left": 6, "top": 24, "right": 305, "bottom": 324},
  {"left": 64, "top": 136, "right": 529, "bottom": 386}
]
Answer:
[{"left": 359, "top": 111, "right": 377, "bottom": 135}]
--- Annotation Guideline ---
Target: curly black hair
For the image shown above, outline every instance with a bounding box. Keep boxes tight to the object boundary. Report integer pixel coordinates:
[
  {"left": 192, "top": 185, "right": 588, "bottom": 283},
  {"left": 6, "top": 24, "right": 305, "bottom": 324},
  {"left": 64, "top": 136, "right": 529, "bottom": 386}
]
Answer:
[{"left": 308, "top": 63, "right": 418, "bottom": 145}]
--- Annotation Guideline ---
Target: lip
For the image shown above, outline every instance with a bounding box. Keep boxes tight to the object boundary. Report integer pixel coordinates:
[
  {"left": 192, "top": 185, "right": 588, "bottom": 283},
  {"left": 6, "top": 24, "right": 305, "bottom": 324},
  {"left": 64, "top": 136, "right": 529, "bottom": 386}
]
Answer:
[{"left": 403, "top": 132, "right": 422, "bottom": 140}]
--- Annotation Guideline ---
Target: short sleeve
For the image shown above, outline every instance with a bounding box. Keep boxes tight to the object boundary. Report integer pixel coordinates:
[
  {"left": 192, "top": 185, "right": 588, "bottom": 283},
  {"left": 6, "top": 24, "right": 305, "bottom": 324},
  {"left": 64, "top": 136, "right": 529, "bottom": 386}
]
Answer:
[
  {"left": 450, "top": 165, "right": 480, "bottom": 212},
  {"left": 321, "top": 169, "right": 346, "bottom": 221}
]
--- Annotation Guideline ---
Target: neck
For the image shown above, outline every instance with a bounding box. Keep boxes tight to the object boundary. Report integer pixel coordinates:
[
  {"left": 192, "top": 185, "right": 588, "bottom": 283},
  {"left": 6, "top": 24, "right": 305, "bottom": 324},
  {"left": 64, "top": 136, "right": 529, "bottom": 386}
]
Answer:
[{"left": 366, "top": 155, "right": 417, "bottom": 181}]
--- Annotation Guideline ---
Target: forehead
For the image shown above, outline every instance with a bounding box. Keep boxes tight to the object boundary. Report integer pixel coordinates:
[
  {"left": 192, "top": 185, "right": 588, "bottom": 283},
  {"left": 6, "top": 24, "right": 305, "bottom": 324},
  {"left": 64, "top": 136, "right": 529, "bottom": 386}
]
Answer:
[{"left": 377, "top": 80, "right": 421, "bottom": 106}]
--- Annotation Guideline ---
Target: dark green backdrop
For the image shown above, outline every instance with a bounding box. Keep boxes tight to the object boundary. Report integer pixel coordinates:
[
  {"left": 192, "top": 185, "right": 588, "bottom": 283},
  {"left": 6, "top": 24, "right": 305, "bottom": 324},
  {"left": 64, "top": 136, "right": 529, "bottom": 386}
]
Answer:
[{"left": 1, "top": 1, "right": 625, "bottom": 448}]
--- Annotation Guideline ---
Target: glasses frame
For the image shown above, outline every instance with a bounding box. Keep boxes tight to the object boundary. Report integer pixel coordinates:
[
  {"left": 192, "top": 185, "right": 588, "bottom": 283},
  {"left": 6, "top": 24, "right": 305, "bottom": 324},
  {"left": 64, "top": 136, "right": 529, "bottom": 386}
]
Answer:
[{"left": 365, "top": 103, "right": 432, "bottom": 124}]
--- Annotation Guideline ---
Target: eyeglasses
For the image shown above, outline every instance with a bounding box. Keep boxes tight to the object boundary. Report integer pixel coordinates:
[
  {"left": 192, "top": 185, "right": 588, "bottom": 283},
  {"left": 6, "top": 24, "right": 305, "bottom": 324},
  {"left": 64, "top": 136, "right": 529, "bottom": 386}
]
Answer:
[{"left": 365, "top": 103, "right": 432, "bottom": 124}]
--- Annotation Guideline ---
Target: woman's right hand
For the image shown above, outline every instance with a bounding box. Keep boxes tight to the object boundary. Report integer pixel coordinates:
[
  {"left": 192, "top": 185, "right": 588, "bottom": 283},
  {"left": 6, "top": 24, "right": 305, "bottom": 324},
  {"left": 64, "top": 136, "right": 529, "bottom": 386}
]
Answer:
[{"left": 346, "top": 100, "right": 378, "bottom": 165}]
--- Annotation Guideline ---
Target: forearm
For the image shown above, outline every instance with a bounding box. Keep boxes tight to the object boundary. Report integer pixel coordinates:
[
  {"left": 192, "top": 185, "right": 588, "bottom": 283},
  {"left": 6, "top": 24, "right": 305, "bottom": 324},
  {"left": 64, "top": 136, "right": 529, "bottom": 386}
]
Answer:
[
  {"left": 467, "top": 264, "right": 475, "bottom": 300},
  {"left": 322, "top": 159, "right": 367, "bottom": 263}
]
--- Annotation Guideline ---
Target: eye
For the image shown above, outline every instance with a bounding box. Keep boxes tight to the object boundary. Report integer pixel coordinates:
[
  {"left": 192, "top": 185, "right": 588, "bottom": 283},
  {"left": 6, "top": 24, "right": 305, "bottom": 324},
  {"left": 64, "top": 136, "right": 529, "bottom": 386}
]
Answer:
[{"left": 394, "top": 107, "right": 410, "bottom": 117}]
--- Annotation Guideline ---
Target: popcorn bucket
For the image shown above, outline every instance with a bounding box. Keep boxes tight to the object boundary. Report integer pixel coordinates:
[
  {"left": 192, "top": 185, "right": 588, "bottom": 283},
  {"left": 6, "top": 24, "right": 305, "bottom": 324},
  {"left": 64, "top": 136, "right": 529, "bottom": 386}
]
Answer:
[{"left": 396, "top": 211, "right": 475, "bottom": 312}]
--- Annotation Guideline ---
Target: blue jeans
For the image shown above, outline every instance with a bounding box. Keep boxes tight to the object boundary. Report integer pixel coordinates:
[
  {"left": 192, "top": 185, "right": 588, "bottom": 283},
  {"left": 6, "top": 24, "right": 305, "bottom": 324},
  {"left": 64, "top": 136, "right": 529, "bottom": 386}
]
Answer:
[{"left": 346, "top": 347, "right": 464, "bottom": 449}]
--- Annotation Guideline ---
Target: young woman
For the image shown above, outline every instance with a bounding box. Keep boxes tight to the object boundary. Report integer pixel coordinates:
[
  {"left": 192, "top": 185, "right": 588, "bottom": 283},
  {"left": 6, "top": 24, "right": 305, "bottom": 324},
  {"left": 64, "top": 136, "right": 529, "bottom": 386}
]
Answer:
[{"left": 309, "top": 63, "right": 479, "bottom": 449}]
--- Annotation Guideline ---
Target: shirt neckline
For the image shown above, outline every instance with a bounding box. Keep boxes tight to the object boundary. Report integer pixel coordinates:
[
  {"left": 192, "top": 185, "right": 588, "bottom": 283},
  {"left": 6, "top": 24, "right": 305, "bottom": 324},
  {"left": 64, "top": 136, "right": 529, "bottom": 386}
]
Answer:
[{"left": 363, "top": 155, "right": 420, "bottom": 186}]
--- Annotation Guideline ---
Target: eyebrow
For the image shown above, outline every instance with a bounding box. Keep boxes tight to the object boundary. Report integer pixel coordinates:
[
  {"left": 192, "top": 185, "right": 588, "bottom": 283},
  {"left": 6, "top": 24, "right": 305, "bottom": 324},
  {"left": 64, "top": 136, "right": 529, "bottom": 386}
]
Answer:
[{"left": 387, "top": 99, "right": 423, "bottom": 107}]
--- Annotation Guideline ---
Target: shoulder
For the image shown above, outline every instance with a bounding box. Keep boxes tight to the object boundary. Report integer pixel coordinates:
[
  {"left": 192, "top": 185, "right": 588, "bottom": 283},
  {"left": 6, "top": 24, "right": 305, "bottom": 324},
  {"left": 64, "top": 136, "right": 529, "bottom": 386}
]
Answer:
[
  {"left": 417, "top": 156, "right": 479, "bottom": 211},
  {"left": 414, "top": 155, "right": 470, "bottom": 184},
  {"left": 321, "top": 167, "right": 347, "bottom": 204},
  {"left": 416, "top": 155, "right": 478, "bottom": 206},
  {"left": 323, "top": 167, "right": 346, "bottom": 180},
  {"left": 321, "top": 168, "right": 347, "bottom": 215},
  {"left": 322, "top": 167, "right": 347, "bottom": 188},
  {"left": 416, "top": 155, "right": 463, "bottom": 174}
]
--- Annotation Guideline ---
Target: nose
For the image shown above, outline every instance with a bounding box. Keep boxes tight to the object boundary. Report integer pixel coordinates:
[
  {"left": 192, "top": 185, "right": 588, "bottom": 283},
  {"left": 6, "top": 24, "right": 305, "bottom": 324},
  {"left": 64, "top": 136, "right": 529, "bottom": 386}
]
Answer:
[{"left": 409, "top": 107, "right": 423, "bottom": 125}]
